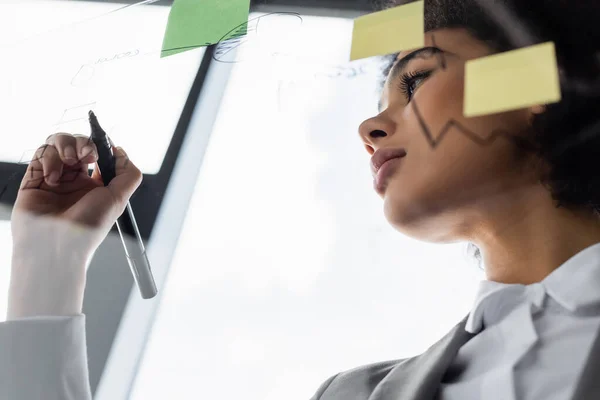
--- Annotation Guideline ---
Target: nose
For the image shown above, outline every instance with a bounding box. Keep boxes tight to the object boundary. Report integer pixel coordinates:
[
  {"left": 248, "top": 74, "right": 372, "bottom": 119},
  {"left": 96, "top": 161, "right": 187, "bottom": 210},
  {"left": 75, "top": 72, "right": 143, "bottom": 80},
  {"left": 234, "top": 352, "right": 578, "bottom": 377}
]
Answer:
[{"left": 358, "top": 113, "right": 397, "bottom": 155}]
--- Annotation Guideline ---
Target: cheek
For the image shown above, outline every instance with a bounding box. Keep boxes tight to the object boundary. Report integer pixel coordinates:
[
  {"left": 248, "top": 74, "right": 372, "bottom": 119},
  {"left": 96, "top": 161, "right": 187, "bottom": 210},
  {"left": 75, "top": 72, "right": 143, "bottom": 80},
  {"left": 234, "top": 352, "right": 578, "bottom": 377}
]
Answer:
[
  {"left": 399, "top": 70, "right": 470, "bottom": 179},
  {"left": 399, "top": 69, "right": 468, "bottom": 153},
  {"left": 384, "top": 70, "right": 523, "bottom": 229},
  {"left": 381, "top": 141, "right": 514, "bottom": 239},
  {"left": 413, "top": 68, "right": 531, "bottom": 140},
  {"left": 422, "top": 69, "right": 466, "bottom": 123}
]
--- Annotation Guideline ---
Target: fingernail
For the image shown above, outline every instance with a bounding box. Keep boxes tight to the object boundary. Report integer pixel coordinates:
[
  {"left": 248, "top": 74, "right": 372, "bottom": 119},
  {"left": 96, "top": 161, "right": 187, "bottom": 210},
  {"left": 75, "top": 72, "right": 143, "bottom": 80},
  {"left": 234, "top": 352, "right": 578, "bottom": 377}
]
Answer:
[
  {"left": 80, "top": 145, "right": 95, "bottom": 158},
  {"left": 49, "top": 171, "right": 60, "bottom": 184},
  {"left": 64, "top": 146, "right": 77, "bottom": 164}
]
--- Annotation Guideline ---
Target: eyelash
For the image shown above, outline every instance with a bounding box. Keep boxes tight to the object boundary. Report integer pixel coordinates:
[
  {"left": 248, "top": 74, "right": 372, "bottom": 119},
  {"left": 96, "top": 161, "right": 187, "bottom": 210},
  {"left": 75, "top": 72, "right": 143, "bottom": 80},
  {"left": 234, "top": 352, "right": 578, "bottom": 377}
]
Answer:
[{"left": 397, "top": 70, "right": 432, "bottom": 101}]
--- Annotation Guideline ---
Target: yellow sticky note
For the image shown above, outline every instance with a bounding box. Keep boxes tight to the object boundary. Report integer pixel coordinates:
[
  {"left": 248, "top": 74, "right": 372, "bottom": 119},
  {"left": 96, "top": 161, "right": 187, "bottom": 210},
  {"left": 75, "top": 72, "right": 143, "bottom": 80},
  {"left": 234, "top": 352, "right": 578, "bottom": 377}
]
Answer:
[
  {"left": 464, "top": 42, "right": 561, "bottom": 117},
  {"left": 350, "top": 1, "right": 424, "bottom": 61}
]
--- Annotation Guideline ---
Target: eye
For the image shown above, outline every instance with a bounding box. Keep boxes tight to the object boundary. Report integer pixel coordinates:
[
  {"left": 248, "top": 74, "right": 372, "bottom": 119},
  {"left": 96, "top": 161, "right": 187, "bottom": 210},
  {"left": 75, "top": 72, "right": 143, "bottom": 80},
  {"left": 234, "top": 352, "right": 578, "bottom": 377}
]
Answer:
[{"left": 398, "top": 70, "right": 432, "bottom": 102}]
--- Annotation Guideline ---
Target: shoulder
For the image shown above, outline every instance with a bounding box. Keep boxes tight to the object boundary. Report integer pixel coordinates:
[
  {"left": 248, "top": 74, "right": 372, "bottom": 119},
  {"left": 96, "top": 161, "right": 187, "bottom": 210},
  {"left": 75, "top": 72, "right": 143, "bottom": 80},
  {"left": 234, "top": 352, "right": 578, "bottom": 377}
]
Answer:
[{"left": 311, "top": 358, "right": 407, "bottom": 400}]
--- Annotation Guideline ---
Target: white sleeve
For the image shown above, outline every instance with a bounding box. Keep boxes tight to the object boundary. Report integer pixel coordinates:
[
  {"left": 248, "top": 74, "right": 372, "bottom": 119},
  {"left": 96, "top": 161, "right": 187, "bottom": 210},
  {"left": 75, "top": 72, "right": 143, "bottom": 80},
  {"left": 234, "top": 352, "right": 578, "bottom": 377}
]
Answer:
[{"left": 0, "top": 314, "right": 92, "bottom": 400}]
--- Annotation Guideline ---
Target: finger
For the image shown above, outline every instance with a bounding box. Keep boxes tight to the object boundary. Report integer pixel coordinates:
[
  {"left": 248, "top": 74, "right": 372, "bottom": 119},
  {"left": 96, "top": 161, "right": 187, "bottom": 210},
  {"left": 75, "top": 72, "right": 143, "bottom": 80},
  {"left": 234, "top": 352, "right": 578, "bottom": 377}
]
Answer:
[
  {"left": 46, "top": 133, "right": 97, "bottom": 180},
  {"left": 90, "top": 161, "right": 102, "bottom": 183},
  {"left": 113, "top": 145, "right": 132, "bottom": 172},
  {"left": 20, "top": 145, "right": 47, "bottom": 190},
  {"left": 70, "top": 135, "right": 97, "bottom": 176},
  {"left": 21, "top": 144, "right": 62, "bottom": 189},
  {"left": 73, "top": 134, "right": 98, "bottom": 165},
  {"left": 89, "top": 146, "right": 134, "bottom": 184},
  {"left": 106, "top": 146, "right": 143, "bottom": 209},
  {"left": 45, "top": 132, "right": 80, "bottom": 166}
]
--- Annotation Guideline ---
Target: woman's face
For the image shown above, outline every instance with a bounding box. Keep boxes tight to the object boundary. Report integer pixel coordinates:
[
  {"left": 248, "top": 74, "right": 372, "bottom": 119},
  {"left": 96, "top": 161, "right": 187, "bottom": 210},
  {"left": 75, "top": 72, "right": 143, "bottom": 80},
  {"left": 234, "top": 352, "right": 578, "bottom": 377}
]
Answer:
[{"left": 358, "top": 28, "right": 544, "bottom": 243}]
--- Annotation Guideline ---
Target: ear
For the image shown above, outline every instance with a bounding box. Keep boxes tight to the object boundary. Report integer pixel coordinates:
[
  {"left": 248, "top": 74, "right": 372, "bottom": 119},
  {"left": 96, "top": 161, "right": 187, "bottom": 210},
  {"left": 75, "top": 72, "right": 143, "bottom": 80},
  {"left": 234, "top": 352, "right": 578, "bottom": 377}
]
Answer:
[
  {"left": 527, "top": 104, "right": 546, "bottom": 125},
  {"left": 530, "top": 104, "right": 546, "bottom": 115}
]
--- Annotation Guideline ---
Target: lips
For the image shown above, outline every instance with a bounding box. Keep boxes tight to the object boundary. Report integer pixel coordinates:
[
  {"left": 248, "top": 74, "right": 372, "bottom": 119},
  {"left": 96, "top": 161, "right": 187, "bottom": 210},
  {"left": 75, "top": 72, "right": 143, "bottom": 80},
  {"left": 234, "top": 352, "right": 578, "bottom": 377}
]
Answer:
[{"left": 371, "top": 147, "right": 407, "bottom": 177}]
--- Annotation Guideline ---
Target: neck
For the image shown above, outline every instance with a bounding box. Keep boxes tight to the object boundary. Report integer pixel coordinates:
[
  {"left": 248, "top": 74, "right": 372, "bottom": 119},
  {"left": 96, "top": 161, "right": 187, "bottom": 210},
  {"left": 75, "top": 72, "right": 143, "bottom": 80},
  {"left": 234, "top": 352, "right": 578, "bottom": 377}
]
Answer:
[{"left": 473, "top": 189, "right": 600, "bottom": 284}]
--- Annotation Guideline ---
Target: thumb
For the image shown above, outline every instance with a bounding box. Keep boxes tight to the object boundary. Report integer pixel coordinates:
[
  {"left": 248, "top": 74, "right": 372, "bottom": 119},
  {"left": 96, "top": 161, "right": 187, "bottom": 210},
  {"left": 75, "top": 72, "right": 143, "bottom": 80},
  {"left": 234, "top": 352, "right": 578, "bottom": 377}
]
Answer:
[{"left": 100, "top": 146, "right": 143, "bottom": 210}]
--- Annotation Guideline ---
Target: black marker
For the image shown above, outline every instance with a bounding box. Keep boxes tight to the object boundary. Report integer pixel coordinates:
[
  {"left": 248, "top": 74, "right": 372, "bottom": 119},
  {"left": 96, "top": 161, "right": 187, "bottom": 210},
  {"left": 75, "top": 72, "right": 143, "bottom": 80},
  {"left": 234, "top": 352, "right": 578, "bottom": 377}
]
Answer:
[{"left": 88, "top": 111, "right": 158, "bottom": 299}]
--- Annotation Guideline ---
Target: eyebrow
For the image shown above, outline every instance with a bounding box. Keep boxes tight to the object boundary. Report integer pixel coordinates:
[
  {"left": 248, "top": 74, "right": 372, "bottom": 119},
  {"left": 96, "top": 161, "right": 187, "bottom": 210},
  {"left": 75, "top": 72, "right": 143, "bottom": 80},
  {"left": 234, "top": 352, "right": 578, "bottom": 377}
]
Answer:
[{"left": 377, "top": 46, "right": 444, "bottom": 112}]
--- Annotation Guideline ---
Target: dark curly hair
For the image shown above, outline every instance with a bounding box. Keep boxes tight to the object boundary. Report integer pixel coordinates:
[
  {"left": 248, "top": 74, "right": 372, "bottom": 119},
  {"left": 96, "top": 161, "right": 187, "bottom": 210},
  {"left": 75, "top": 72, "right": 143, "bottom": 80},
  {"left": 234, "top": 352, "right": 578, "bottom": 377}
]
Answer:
[{"left": 374, "top": 0, "right": 600, "bottom": 270}]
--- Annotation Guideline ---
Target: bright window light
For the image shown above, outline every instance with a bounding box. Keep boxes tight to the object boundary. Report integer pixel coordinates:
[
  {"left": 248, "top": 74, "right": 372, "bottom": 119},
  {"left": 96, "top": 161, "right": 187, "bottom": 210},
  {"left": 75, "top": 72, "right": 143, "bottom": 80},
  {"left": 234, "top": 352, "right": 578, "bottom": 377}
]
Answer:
[
  {"left": 0, "top": 0, "right": 202, "bottom": 319},
  {"left": 0, "top": 0, "right": 203, "bottom": 175},
  {"left": 129, "top": 12, "right": 484, "bottom": 400}
]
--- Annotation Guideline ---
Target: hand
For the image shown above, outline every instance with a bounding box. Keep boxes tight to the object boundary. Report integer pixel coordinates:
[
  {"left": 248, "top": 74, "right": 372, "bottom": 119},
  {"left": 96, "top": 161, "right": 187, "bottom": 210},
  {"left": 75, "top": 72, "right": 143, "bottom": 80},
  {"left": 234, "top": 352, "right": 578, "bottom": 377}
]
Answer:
[{"left": 8, "top": 132, "right": 143, "bottom": 318}]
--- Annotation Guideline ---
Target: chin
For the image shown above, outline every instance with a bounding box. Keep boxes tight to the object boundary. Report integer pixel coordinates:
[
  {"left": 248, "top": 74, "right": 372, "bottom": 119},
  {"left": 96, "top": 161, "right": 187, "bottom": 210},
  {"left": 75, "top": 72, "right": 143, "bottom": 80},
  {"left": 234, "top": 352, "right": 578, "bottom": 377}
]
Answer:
[
  {"left": 383, "top": 191, "right": 417, "bottom": 229},
  {"left": 382, "top": 187, "right": 436, "bottom": 239},
  {"left": 383, "top": 189, "right": 463, "bottom": 244}
]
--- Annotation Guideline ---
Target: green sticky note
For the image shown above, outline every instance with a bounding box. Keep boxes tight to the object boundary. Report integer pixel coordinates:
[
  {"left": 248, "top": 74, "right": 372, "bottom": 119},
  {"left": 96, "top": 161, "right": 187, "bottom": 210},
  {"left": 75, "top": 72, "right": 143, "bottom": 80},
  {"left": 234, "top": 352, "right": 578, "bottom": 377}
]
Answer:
[
  {"left": 161, "top": 0, "right": 251, "bottom": 58},
  {"left": 464, "top": 42, "right": 561, "bottom": 117},
  {"left": 350, "top": 1, "right": 424, "bottom": 61}
]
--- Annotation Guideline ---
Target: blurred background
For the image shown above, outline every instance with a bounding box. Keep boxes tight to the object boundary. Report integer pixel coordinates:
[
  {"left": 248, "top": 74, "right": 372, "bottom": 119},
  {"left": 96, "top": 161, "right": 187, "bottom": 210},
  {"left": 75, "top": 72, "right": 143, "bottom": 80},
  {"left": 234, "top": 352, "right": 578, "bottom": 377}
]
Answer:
[{"left": 0, "top": 1, "right": 484, "bottom": 399}]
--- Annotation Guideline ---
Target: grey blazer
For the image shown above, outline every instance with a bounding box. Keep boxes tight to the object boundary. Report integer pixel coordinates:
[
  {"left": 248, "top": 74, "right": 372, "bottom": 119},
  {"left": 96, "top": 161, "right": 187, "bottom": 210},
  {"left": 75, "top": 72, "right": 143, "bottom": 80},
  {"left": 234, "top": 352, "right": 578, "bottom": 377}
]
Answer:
[
  {"left": 309, "top": 313, "right": 600, "bottom": 400},
  {"left": 2, "top": 313, "right": 600, "bottom": 399}
]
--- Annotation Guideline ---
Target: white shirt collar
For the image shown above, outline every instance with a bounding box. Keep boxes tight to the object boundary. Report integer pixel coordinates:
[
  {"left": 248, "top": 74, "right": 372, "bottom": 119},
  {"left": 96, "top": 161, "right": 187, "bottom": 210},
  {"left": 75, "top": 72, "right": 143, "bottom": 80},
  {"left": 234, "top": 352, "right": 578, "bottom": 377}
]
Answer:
[{"left": 466, "top": 241, "right": 600, "bottom": 333}]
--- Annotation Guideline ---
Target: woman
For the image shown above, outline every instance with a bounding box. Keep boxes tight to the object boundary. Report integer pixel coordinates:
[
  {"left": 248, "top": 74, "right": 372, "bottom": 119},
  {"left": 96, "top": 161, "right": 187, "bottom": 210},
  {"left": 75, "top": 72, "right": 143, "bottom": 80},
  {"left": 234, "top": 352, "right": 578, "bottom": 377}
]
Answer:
[{"left": 3, "top": 0, "right": 600, "bottom": 399}]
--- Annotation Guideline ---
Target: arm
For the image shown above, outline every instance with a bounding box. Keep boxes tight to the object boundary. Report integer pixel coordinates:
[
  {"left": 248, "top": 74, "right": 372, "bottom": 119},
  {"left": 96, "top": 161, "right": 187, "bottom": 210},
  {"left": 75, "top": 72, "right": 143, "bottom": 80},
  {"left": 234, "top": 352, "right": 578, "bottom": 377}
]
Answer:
[
  {"left": 309, "top": 373, "right": 340, "bottom": 400},
  {"left": 0, "top": 247, "right": 92, "bottom": 400},
  {"left": 0, "top": 315, "right": 92, "bottom": 400},
  {"left": 4, "top": 132, "right": 141, "bottom": 400}
]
